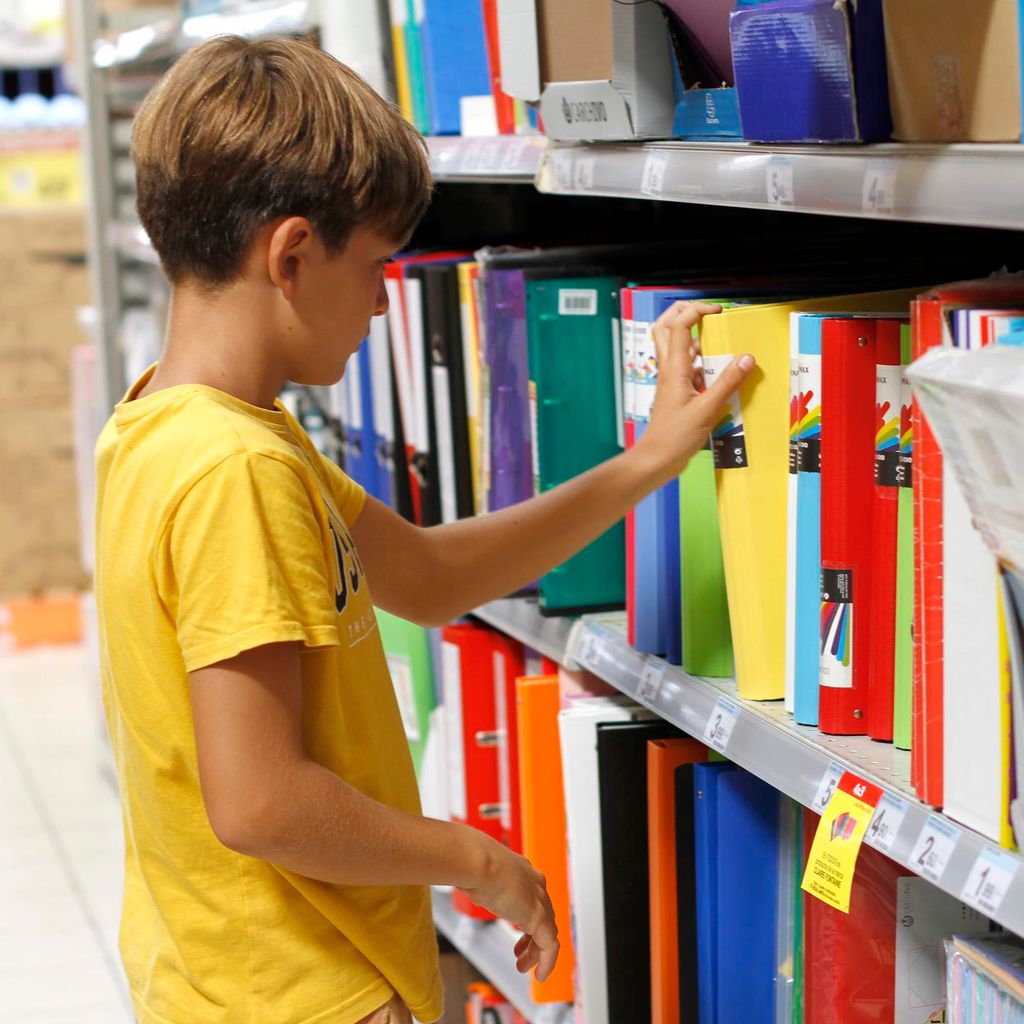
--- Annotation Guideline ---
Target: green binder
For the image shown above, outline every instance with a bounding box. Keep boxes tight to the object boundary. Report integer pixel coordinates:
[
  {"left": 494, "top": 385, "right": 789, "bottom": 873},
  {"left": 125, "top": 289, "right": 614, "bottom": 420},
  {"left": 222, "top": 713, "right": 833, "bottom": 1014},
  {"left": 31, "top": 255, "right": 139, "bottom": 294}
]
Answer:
[
  {"left": 525, "top": 274, "right": 625, "bottom": 614},
  {"left": 679, "top": 448, "right": 734, "bottom": 676},
  {"left": 376, "top": 608, "right": 437, "bottom": 776},
  {"left": 893, "top": 323, "right": 914, "bottom": 749}
]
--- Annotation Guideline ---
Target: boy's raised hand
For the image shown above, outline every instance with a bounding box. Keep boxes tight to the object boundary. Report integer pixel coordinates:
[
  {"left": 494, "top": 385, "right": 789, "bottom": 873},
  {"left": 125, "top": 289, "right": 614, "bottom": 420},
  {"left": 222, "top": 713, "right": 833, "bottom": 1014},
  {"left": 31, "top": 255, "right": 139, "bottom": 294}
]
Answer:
[{"left": 633, "top": 300, "right": 756, "bottom": 481}]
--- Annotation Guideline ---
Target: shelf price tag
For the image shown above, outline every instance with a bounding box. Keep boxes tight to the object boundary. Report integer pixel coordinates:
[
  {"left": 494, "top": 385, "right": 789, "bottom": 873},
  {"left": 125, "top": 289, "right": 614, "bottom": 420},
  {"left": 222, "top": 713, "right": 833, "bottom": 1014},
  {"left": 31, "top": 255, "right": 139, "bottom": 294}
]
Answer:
[
  {"left": 500, "top": 136, "right": 530, "bottom": 172},
  {"left": 801, "top": 771, "right": 883, "bottom": 913},
  {"left": 766, "top": 157, "right": 795, "bottom": 208},
  {"left": 703, "top": 696, "right": 740, "bottom": 753},
  {"left": 574, "top": 628, "right": 600, "bottom": 672},
  {"left": 909, "top": 815, "right": 962, "bottom": 884},
  {"left": 862, "top": 160, "right": 896, "bottom": 216},
  {"left": 960, "top": 846, "right": 1021, "bottom": 917},
  {"left": 864, "top": 791, "right": 910, "bottom": 855},
  {"left": 640, "top": 150, "right": 668, "bottom": 197},
  {"left": 811, "top": 761, "right": 846, "bottom": 813},
  {"left": 574, "top": 155, "right": 596, "bottom": 191},
  {"left": 550, "top": 149, "right": 574, "bottom": 190},
  {"left": 637, "top": 656, "right": 667, "bottom": 703}
]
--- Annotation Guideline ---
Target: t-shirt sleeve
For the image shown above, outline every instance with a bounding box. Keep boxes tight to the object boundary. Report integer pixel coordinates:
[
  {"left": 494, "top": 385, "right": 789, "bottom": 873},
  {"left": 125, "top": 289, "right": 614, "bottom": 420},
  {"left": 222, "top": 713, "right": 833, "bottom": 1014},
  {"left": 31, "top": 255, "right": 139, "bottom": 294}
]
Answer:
[
  {"left": 321, "top": 457, "right": 368, "bottom": 526},
  {"left": 158, "top": 451, "right": 340, "bottom": 673}
]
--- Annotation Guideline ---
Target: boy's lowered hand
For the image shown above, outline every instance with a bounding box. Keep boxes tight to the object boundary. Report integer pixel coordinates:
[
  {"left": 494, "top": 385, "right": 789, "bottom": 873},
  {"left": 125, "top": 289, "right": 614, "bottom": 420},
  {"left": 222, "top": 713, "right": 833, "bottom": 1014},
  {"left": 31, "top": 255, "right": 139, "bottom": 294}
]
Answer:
[
  {"left": 633, "top": 300, "right": 755, "bottom": 484},
  {"left": 457, "top": 834, "right": 559, "bottom": 982}
]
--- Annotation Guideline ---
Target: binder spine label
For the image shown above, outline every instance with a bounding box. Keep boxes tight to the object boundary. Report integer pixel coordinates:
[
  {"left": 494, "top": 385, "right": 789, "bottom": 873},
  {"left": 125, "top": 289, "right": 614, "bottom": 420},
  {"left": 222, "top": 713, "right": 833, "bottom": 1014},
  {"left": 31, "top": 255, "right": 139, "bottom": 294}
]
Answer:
[
  {"left": 820, "top": 568, "right": 853, "bottom": 689},
  {"left": 386, "top": 653, "right": 421, "bottom": 742},
  {"left": 622, "top": 317, "right": 637, "bottom": 421},
  {"left": 634, "top": 319, "right": 657, "bottom": 421},
  {"left": 789, "top": 357, "right": 800, "bottom": 475},
  {"left": 704, "top": 354, "right": 748, "bottom": 469},
  {"left": 558, "top": 288, "right": 598, "bottom": 316},
  {"left": 796, "top": 353, "right": 821, "bottom": 473},
  {"left": 492, "top": 652, "right": 512, "bottom": 833},
  {"left": 898, "top": 368, "right": 913, "bottom": 488},
  {"left": 441, "top": 641, "right": 467, "bottom": 821},
  {"left": 874, "top": 363, "right": 902, "bottom": 487},
  {"left": 528, "top": 378, "right": 540, "bottom": 496}
]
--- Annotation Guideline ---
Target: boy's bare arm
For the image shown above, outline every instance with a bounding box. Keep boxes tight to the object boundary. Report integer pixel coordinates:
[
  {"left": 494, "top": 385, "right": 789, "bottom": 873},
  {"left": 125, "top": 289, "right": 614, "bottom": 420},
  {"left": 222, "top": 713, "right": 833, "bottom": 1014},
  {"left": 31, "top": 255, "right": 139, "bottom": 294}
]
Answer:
[
  {"left": 190, "top": 641, "right": 559, "bottom": 980},
  {"left": 354, "top": 302, "right": 754, "bottom": 627}
]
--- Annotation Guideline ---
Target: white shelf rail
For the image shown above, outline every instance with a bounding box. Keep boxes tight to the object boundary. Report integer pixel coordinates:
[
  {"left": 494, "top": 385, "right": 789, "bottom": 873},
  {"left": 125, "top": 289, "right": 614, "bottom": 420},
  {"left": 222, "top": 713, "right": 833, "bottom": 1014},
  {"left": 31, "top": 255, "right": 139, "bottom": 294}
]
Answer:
[
  {"left": 536, "top": 140, "right": 1024, "bottom": 231},
  {"left": 474, "top": 597, "right": 1024, "bottom": 938}
]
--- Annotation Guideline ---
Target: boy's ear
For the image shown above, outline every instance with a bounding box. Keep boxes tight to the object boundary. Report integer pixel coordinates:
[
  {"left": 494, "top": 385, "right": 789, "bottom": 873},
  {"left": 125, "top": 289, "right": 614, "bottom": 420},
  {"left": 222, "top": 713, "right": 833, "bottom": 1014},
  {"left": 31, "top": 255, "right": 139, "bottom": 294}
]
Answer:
[{"left": 266, "top": 216, "right": 316, "bottom": 300}]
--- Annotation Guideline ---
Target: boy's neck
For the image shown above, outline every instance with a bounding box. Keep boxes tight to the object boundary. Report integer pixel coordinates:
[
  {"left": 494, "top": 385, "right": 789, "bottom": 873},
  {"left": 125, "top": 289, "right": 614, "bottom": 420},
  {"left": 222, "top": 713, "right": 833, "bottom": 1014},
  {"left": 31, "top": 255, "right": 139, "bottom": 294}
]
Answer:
[{"left": 138, "top": 280, "right": 285, "bottom": 410}]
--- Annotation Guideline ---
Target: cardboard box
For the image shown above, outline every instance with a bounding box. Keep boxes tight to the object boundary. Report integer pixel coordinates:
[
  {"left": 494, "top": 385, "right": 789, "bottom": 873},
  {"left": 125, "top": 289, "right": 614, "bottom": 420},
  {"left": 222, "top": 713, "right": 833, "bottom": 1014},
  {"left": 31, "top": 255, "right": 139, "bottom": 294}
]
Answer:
[
  {"left": 881, "top": 0, "right": 1022, "bottom": 142},
  {"left": 731, "top": 0, "right": 893, "bottom": 143},
  {"left": 0, "top": 400, "right": 90, "bottom": 597},
  {"left": 537, "top": 0, "right": 676, "bottom": 140}
]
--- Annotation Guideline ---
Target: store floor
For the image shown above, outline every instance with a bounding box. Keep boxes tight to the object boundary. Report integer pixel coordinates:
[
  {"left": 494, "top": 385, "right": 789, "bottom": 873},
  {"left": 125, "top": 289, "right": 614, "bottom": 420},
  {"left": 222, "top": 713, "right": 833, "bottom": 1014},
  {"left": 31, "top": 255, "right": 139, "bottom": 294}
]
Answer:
[{"left": 0, "top": 643, "right": 133, "bottom": 1022}]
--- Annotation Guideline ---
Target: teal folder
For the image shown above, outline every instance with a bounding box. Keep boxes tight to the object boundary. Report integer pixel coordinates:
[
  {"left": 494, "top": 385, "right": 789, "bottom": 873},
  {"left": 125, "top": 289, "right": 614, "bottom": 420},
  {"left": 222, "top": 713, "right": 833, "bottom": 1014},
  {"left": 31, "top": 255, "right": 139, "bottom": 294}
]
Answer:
[
  {"left": 375, "top": 608, "right": 436, "bottom": 776},
  {"left": 525, "top": 274, "right": 625, "bottom": 614},
  {"left": 404, "top": 0, "right": 431, "bottom": 133}
]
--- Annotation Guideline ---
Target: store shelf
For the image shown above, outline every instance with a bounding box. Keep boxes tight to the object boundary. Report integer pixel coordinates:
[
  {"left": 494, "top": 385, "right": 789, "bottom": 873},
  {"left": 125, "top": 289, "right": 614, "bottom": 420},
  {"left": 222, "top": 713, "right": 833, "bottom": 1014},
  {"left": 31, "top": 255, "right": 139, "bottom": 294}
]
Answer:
[
  {"left": 476, "top": 597, "right": 1024, "bottom": 938},
  {"left": 536, "top": 139, "right": 1024, "bottom": 231},
  {"left": 432, "top": 889, "right": 571, "bottom": 1024},
  {"left": 473, "top": 597, "right": 577, "bottom": 664},
  {"left": 93, "top": 0, "right": 314, "bottom": 69},
  {"left": 426, "top": 135, "right": 546, "bottom": 183}
]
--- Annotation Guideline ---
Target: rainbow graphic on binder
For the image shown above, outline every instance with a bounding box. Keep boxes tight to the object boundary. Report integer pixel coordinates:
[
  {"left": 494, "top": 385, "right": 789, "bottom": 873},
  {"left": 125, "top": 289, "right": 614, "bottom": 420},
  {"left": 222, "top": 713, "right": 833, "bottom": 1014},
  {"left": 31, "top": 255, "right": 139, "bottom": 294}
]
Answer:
[
  {"left": 875, "top": 400, "right": 899, "bottom": 454},
  {"left": 796, "top": 391, "right": 820, "bottom": 448},
  {"left": 821, "top": 600, "right": 851, "bottom": 666},
  {"left": 830, "top": 811, "right": 857, "bottom": 842},
  {"left": 899, "top": 404, "right": 912, "bottom": 458}
]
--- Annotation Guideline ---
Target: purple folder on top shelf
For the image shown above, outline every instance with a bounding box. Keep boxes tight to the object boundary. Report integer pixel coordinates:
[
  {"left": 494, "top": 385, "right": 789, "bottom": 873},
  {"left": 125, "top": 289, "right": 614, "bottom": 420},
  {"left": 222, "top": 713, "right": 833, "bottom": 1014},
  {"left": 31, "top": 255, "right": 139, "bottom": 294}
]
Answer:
[
  {"left": 663, "top": 0, "right": 737, "bottom": 85},
  {"left": 483, "top": 267, "right": 534, "bottom": 513}
]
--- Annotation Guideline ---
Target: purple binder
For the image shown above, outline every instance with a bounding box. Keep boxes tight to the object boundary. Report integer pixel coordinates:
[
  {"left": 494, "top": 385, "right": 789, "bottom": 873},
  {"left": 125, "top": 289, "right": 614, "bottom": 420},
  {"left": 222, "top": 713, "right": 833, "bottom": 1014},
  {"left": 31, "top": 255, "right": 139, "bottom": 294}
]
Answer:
[{"left": 484, "top": 267, "right": 534, "bottom": 513}]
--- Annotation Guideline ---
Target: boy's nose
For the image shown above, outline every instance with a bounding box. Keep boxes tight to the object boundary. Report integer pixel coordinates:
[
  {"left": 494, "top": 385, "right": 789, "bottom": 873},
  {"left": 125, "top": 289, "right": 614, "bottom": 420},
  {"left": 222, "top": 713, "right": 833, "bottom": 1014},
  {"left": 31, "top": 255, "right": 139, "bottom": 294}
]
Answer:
[{"left": 373, "top": 277, "right": 389, "bottom": 317}]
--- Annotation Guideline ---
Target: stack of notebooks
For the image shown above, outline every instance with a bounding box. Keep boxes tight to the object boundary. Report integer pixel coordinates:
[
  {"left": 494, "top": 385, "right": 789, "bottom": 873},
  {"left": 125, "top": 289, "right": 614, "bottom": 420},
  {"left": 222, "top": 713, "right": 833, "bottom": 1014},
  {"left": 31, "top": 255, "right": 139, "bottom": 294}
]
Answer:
[{"left": 946, "top": 934, "right": 1024, "bottom": 1023}]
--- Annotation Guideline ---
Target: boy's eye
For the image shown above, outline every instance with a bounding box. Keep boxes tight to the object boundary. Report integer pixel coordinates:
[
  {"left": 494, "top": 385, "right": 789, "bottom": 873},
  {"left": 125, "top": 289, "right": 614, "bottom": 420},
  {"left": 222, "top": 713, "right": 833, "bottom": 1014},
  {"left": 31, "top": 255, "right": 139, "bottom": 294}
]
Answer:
[{"left": 379, "top": 256, "right": 395, "bottom": 267}]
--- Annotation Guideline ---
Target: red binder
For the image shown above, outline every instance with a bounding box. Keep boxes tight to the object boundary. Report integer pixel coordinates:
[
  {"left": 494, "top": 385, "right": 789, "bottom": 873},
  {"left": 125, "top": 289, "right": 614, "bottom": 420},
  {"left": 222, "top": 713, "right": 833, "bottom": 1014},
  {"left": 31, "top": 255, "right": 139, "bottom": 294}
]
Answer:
[
  {"left": 440, "top": 622, "right": 503, "bottom": 920},
  {"left": 803, "top": 810, "right": 908, "bottom": 1024},
  {"left": 818, "top": 318, "right": 880, "bottom": 735},
  {"left": 480, "top": 0, "right": 517, "bottom": 134},
  {"left": 491, "top": 631, "right": 525, "bottom": 854},
  {"left": 866, "top": 320, "right": 906, "bottom": 741},
  {"left": 911, "top": 278, "right": 1024, "bottom": 804}
]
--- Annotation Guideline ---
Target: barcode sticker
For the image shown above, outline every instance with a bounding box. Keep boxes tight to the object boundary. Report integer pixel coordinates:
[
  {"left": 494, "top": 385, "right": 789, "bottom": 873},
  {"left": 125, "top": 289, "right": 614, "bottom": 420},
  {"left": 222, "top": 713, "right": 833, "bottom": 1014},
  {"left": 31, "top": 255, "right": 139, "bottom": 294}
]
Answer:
[
  {"left": 862, "top": 160, "right": 896, "bottom": 215},
  {"left": 766, "top": 157, "right": 794, "bottom": 208},
  {"left": 909, "top": 815, "right": 962, "bottom": 884},
  {"left": 640, "top": 151, "right": 668, "bottom": 197},
  {"left": 574, "top": 155, "right": 596, "bottom": 190},
  {"left": 960, "top": 846, "right": 1020, "bottom": 916},
  {"left": 638, "top": 656, "right": 668, "bottom": 703},
  {"left": 811, "top": 761, "right": 846, "bottom": 812},
  {"left": 864, "top": 792, "right": 909, "bottom": 854},
  {"left": 703, "top": 696, "right": 740, "bottom": 753},
  {"left": 559, "top": 289, "right": 598, "bottom": 316}
]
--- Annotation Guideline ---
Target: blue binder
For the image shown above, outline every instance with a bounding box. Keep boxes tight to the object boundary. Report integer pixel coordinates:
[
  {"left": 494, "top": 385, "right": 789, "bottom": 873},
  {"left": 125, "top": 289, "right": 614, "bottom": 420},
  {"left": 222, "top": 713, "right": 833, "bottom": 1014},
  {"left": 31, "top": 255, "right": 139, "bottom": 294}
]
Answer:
[
  {"left": 693, "top": 761, "right": 736, "bottom": 1024},
  {"left": 715, "top": 770, "right": 780, "bottom": 1024},
  {"left": 794, "top": 314, "right": 823, "bottom": 725},
  {"left": 420, "top": 0, "right": 492, "bottom": 135}
]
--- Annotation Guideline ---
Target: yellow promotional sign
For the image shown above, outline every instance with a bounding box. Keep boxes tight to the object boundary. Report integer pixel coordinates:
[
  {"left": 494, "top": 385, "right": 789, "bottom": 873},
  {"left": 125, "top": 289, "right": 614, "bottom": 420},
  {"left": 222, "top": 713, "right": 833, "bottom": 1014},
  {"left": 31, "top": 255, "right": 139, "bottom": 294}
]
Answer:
[
  {"left": 0, "top": 132, "right": 82, "bottom": 208},
  {"left": 801, "top": 771, "right": 883, "bottom": 913}
]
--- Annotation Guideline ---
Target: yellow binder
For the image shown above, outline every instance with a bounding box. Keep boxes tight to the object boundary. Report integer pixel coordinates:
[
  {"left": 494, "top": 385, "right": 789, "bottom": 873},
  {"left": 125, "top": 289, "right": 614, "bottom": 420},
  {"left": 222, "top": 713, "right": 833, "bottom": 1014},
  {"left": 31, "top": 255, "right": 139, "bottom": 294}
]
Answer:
[
  {"left": 457, "top": 261, "right": 484, "bottom": 516},
  {"left": 700, "top": 289, "right": 916, "bottom": 700},
  {"left": 387, "top": 0, "right": 415, "bottom": 122}
]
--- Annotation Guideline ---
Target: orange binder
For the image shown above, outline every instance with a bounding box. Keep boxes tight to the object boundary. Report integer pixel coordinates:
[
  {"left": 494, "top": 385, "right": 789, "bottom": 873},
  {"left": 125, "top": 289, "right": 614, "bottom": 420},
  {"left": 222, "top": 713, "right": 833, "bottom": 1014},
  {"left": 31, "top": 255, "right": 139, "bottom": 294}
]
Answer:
[
  {"left": 647, "top": 737, "right": 709, "bottom": 1024},
  {"left": 516, "top": 674, "right": 576, "bottom": 1004}
]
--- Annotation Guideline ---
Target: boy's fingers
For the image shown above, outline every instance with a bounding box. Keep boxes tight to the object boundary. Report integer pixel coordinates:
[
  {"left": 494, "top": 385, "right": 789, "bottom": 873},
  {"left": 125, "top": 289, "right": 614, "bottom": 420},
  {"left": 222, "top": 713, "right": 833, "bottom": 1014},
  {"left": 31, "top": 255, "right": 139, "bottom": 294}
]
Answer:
[
  {"left": 699, "top": 354, "right": 756, "bottom": 419},
  {"left": 533, "top": 927, "right": 560, "bottom": 983}
]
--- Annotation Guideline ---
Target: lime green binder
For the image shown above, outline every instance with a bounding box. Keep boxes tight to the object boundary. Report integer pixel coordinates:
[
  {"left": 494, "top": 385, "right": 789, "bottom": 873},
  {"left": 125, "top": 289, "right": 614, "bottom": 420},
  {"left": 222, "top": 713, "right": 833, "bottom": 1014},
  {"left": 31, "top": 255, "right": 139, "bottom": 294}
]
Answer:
[
  {"left": 525, "top": 274, "right": 625, "bottom": 614},
  {"left": 375, "top": 608, "right": 436, "bottom": 775},
  {"left": 679, "top": 448, "right": 734, "bottom": 677},
  {"left": 893, "top": 323, "right": 914, "bottom": 749}
]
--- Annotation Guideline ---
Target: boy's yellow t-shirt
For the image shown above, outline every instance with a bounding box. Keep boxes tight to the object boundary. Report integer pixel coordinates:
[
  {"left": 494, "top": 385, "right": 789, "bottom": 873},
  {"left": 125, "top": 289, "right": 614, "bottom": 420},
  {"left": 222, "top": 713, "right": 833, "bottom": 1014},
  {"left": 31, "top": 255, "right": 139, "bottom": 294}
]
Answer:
[{"left": 94, "top": 367, "right": 443, "bottom": 1024}]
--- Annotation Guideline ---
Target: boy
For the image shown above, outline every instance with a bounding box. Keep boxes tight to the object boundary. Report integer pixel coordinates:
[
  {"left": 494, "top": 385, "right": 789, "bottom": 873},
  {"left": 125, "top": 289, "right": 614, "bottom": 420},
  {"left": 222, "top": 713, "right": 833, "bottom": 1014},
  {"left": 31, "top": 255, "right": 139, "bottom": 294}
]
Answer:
[{"left": 94, "top": 34, "right": 754, "bottom": 1024}]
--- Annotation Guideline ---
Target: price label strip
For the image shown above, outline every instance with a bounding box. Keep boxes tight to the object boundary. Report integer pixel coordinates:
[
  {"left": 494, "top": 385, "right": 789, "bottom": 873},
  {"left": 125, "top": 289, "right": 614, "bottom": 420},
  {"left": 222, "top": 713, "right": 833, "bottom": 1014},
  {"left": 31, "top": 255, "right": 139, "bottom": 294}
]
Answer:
[
  {"left": 640, "top": 150, "right": 668, "bottom": 197},
  {"left": 637, "top": 656, "right": 668, "bottom": 703},
  {"left": 573, "top": 625, "right": 601, "bottom": 672},
  {"left": 702, "top": 696, "right": 740, "bottom": 753},
  {"left": 908, "top": 815, "right": 962, "bottom": 885},
  {"left": 862, "top": 159, "right": 897, "bottom": 216},
  {"left": 550, "top": 149, "right": 574, "bottom": 190},
  {"left": 960, "top": 846, "right": 1021, "bottom": 917},
  {"left": 574, "top": 155, "right": 596, "bottom": 191},
  {"left": 864, "top": 791, "right": 910, "bottom": 855},
  {"left": 801, "top": 772, "right": 883, "bottom": 913},
  {"left": 766, "top": 157, "right": 795, "bottom": 209},
  {"left": 811, "top": 761, "right": 846, "bottom": 813}
]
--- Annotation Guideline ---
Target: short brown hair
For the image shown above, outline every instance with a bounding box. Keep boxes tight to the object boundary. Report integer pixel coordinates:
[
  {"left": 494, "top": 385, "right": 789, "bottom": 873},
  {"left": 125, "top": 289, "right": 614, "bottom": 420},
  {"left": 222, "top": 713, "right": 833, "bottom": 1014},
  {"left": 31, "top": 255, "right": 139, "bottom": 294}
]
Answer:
[{"left": 132, "top": 35, "right": 432, "bottom": 286}]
